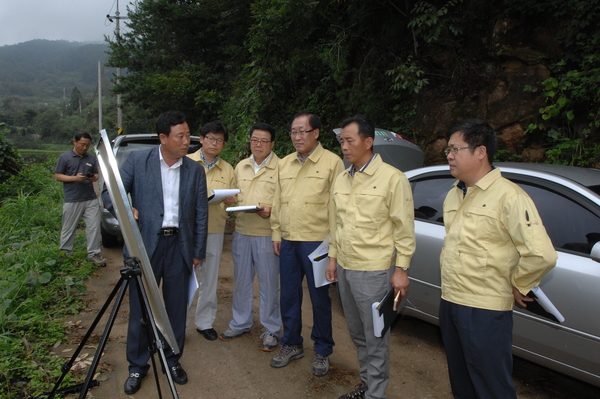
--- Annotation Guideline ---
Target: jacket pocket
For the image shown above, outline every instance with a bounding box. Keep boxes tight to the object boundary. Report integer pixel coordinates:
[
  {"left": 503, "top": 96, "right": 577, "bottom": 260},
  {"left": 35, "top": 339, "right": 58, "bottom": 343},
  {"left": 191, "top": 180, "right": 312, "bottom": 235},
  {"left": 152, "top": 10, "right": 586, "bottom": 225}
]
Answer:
[
  {"left": 355, "top": 190, "right": 387, "bottom": 226},
  {"left": 445, "top": 246, "right": 489, "bottom": 296}
]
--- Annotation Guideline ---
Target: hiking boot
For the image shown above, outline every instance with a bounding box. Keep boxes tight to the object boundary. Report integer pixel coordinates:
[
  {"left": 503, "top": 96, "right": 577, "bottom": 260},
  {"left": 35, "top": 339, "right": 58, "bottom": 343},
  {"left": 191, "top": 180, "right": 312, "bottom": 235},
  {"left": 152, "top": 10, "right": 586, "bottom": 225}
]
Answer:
[
  {"left": 270, "top": 344, "right": 304, "bottom": 368},
  {"left": 219, "top": 328, "right": 251, "bottom": 341},
  {"left": 312, "top": 353, "right": 329, "bottom": 376},
  {"left": 260, "top": 331, "right": 278, "bottom": 352},
  {"left": 339, "top": 382, "right": 368, "bottom": 398},
  {"left": 87, "top": 254, "right": 106, "bottom": 267}
]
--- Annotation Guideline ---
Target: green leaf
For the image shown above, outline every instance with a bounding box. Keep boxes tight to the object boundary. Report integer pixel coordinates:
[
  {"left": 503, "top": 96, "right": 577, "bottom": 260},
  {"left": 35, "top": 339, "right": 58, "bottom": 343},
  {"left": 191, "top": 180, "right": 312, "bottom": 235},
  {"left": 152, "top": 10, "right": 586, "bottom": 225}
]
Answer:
[
  {"left": 4, "top": 252, "right": 16, "bottom": 265},
  {"left": 1, "top": 283, "right": 18, "bottom": 300},
  {"left": 76, "top": 285, "right": 88, "bottom": 293},
  {"left": 25, "top": 273, "right": 39, "bottom": 287},
  {"left": 548, "top": 130, "right": 562, "bottom": 140},
  {"left": 1, "top": 298, "right": 12, "bottom": 311},
  {"left": 38, "top": 272, "right": 52, "bottom": 284},
  {"left": 557, "top": 96, "right": 568, "bottom": 108},
  {"left": 543, "top": 77, "right": 559, "bottom": 89}
]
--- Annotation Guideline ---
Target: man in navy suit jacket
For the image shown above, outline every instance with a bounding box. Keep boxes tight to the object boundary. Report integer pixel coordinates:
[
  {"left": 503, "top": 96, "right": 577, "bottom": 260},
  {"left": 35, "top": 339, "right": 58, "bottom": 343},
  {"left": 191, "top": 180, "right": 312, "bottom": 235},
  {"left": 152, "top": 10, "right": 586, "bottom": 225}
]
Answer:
[{"left": 105, "top": 111, "right": 208, "bottom": 394}]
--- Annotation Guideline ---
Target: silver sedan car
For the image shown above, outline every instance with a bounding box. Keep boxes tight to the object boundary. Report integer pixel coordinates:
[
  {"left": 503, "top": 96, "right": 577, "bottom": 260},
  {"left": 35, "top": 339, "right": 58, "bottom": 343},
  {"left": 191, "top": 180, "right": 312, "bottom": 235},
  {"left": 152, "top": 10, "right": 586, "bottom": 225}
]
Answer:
[{"left": 402, "top": 162, "right": 600, "bottom": 387}]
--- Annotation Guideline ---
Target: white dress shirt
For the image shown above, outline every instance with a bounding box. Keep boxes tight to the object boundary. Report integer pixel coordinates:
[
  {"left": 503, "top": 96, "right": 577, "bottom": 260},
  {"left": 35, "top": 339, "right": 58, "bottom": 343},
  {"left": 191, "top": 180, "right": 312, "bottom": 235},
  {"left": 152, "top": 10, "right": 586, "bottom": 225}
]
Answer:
[{"left": 159, "top": 145, "right": 182, "bottom": 228}]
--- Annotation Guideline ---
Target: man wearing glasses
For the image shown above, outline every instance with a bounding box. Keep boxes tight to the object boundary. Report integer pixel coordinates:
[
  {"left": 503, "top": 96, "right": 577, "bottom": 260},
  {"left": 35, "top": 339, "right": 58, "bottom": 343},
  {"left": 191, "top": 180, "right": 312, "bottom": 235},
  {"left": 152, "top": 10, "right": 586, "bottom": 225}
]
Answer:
[
  {"left": 440, "top": 119, "right": 556, "bottom": 398},
  {"left": 188, "top": 121, "right": 236, "bottom": 341},
  {"left": 270, "top": 111, "right": 344, "bottom": 376},
  {"left": 219, "top": 123, "right": 282, "bottom": 351}
]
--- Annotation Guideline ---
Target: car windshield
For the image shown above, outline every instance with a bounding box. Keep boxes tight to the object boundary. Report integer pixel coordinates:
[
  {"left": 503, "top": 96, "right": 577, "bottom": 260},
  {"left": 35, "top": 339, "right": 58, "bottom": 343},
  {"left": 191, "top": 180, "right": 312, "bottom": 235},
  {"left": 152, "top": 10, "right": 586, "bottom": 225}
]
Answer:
[{"left": 115, "top": 141, "right": 159, "bottom": 167}]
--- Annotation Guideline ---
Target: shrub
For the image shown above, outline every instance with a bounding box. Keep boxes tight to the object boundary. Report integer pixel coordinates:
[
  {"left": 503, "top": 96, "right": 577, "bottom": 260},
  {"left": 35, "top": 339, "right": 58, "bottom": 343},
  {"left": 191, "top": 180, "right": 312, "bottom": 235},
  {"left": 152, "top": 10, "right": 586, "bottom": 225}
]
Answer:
[
  {"left": 0, "top": 125, "right": 23, "bottom": 184},
  {"left": 0, "top": 159, "right": 59, "bottom": 204},
  {"left": 0, "top": 161, "right": 94, "bottom": 398}
]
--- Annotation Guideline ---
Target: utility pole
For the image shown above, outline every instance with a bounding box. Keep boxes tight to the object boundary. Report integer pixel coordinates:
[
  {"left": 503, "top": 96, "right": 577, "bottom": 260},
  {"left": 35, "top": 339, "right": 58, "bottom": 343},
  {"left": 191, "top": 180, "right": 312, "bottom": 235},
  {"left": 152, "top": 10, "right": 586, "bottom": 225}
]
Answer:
[
  {"left": 98, "top": 62, "right": 102, "bottom": 132},
  {"left": 107, "top": 1, "right": 129, "bottom": 135}
]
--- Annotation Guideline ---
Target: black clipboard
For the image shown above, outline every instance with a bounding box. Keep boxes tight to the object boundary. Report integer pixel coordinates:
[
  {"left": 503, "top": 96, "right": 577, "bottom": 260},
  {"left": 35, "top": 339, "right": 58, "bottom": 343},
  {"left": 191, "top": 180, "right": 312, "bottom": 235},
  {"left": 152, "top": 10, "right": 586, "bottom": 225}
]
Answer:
[{"left": 372, "top": 287, "right": 398, "bottom": 337}]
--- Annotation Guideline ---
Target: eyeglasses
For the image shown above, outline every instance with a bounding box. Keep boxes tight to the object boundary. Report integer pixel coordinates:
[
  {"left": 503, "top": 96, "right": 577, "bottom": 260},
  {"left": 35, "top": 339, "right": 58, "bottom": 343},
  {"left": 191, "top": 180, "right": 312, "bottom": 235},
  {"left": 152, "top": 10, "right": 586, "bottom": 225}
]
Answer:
[
  {"left": 443, "top": 145, "right": 479, "bottom": 156},
  {"left": 250, "top": 138, "right": 272, "bottom": 145},
  {"left": 204, "top": 136, "right": 225, "bottom": 144},
  {"left": 289, "top": 128, "right": 316, "bottom": 137}
]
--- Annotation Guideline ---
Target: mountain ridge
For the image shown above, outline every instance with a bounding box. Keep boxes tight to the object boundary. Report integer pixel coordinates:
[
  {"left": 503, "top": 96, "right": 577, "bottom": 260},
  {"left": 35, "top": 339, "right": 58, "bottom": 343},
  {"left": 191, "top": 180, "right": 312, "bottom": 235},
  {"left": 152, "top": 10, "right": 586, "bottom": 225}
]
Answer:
[{"left": 0, "top": 39, "right": 114, "bottom": 101}]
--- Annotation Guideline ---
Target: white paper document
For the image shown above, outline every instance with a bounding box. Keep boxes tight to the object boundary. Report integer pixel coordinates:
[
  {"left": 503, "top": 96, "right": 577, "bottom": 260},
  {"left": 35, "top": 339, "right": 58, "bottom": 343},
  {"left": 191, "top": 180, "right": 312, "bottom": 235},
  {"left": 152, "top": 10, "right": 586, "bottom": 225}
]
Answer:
[
  {"left": 372, "top": 302, "right": 385, "bottom": 338},
  {"left": 188, "top": 267, "right": 199, "bottom": 310},
  {"left": 207, "top": 189, "right": 240, "bottom": 204},
  {"left": 309, "top": 236, "right": 331, "bottom": 288},
  {"left": 531, "top": 286, "right": 565, "bottom": 323},
  {"left": 226, "top": 205, "right": 261, "bottom": 212}
]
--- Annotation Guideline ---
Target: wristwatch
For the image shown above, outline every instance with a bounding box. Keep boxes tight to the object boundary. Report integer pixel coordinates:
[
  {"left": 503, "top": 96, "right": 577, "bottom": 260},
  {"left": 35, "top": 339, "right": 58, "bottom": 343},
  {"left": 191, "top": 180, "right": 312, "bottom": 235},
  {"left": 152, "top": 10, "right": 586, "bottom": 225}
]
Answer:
[{"left": 397, "top": 267, "right": 409, "bottom": 271}]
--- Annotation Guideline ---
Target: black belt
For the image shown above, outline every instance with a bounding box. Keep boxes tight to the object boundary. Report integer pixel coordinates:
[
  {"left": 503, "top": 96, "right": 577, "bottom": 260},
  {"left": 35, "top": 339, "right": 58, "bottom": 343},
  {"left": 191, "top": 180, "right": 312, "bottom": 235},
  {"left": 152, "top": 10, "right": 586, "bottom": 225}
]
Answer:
[{"left": 159, "top": 227, "right": 179, "bottom": 236}]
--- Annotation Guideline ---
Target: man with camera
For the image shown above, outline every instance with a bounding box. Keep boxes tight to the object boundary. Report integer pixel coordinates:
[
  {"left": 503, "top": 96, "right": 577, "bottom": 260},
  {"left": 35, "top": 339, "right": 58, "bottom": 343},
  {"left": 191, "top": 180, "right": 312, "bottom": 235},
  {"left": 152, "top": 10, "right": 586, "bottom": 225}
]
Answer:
[{"left": 54, "top": 132, "right": 106, "bottom": 266}]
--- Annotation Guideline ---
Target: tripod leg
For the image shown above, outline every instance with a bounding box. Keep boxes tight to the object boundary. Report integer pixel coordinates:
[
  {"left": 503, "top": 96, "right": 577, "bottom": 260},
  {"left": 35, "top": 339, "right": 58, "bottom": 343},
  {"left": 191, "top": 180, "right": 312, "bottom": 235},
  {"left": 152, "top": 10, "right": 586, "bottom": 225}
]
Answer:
[
  {"left": 46, "top": 272, "right": 130, "bottom": 399},
  {"left": 76, "top": 268, "right": 134, "bottom": 399},
  {"left": 135, "top": 272, "right": 179, "bottom": 399}
]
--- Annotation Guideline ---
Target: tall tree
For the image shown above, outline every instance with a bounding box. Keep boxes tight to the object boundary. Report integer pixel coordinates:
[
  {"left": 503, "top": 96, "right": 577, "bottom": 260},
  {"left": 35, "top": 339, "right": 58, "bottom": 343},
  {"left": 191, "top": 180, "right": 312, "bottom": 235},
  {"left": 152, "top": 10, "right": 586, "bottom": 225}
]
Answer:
[
  {"left": 107, "top": 0, "right": 253, "bottom": 128},
  {"left": 221, "top": 0, "right": 465, "bottom": 158},
  {"left": 70, "top": 87, "right": 84, "bottom": 114}
]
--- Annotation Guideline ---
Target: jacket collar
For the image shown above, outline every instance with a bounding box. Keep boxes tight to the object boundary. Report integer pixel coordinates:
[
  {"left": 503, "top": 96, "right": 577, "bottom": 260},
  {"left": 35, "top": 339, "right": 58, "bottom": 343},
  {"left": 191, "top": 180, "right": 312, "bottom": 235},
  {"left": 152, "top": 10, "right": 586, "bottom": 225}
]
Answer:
[
  {"left": 453, "top": 166, "right": 500, "bottom": 192},
  {"left": 296, "top": 142, "right": 324, "bottom": 164},
  {"left": 344, "top": 153, "right": 382, "bottom": 177}
]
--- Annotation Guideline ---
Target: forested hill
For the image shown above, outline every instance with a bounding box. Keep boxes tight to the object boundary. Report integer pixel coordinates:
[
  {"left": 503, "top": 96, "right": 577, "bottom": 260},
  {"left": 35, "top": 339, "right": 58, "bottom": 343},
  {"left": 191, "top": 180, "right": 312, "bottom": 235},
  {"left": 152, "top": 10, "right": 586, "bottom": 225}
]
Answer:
[{"left": 0, "top": 40, "right": 111, "bottom": 101}]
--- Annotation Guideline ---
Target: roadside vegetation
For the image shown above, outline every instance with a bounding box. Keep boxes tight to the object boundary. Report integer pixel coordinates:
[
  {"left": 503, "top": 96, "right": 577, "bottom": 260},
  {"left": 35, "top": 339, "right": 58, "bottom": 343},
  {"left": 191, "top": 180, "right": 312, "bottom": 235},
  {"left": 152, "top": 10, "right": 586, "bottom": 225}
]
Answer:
[{"left": 0, "top": 156, "right": 95, "bottom": 399}]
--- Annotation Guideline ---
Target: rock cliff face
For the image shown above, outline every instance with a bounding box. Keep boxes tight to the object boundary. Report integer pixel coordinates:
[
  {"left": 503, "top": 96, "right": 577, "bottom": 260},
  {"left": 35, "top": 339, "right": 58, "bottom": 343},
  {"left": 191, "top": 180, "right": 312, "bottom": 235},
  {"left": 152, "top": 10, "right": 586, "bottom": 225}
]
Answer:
[{"left": 414, "top": 19, "right": 557, "bottom": 166}]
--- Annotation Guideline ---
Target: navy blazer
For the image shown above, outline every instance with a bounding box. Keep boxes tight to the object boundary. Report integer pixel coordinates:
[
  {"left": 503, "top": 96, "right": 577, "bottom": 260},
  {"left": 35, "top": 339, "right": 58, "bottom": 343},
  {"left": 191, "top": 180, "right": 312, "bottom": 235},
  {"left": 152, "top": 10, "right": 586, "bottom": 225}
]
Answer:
[{"left": 105, "top": 146, "right": 208, "bottom": 271}]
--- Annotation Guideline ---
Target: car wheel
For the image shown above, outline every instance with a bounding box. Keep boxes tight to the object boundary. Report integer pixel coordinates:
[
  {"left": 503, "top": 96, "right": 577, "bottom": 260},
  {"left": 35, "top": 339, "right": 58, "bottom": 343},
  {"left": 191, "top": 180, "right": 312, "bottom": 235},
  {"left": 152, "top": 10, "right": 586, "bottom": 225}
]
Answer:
[{"left": 101, "top": 226, "right": 119, "bottom": 248}]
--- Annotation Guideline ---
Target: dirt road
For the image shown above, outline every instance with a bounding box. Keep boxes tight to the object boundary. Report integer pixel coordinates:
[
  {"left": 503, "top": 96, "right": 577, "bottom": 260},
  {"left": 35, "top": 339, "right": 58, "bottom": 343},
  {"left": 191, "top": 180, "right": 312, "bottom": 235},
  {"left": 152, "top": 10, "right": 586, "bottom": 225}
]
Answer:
[{"left": 59, "top": 232, "right": 600, "bottom": 399}]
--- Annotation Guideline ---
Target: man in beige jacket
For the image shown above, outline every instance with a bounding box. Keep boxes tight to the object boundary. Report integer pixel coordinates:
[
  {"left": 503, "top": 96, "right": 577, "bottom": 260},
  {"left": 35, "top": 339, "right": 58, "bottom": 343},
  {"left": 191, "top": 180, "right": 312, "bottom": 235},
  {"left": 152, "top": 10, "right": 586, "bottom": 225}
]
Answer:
[
  {"left": 187, "top": 121, "right": 235, "bottom": 341},
  {"left": 219, "top": 123, "right": 282, "bottom": 352}
]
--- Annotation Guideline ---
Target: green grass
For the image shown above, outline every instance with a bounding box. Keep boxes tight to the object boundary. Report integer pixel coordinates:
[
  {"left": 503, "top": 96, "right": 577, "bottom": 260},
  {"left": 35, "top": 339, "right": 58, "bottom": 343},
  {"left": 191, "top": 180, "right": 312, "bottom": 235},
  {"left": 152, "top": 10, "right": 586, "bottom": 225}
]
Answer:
[
  {"left": 18, "top": 149, "right": 66, "bottom": 154},
  {"left": 18, "top": 148, "right": 71, "bottom": 164},
  {"left": 0, "top": 162, "right": 96, "bottom": 398}
]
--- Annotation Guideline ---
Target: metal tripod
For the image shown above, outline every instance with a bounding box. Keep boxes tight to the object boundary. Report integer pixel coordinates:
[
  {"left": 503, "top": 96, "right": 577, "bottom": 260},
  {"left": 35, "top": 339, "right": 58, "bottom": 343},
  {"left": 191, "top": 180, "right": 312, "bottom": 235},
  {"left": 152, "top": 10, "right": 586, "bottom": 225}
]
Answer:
[{"left": 42, "top": 259, "right": 179, "bottom": 399}]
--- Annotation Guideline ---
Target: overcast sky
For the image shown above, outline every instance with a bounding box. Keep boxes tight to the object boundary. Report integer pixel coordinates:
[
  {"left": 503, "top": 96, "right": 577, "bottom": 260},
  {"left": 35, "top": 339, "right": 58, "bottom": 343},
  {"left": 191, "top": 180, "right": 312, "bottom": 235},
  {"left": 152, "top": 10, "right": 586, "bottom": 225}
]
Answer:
[{"left": 0, "top": 0, "right": 133, "bottom": 47}]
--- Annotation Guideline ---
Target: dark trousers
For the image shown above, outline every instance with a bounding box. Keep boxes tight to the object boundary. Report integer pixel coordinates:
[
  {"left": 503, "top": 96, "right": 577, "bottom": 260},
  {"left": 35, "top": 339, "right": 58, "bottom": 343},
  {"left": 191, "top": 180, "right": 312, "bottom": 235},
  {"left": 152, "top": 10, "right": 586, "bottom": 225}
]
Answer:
[
  {"left": 439, "top": 299, "right": 517, "bottom": 399},
  {"left": 127, "top": 235, "right": 190, "bottom": 374},
  {"left": 279, "top": 239, "right": 334, "bottom": 356}
]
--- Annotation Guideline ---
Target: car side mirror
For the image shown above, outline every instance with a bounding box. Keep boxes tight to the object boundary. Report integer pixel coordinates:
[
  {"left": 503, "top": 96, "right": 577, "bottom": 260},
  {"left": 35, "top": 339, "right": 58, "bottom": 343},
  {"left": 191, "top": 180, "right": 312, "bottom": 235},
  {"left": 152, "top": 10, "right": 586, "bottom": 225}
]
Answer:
[{"left": 591, "top": 241, "right": 600, "bottom": 263}]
